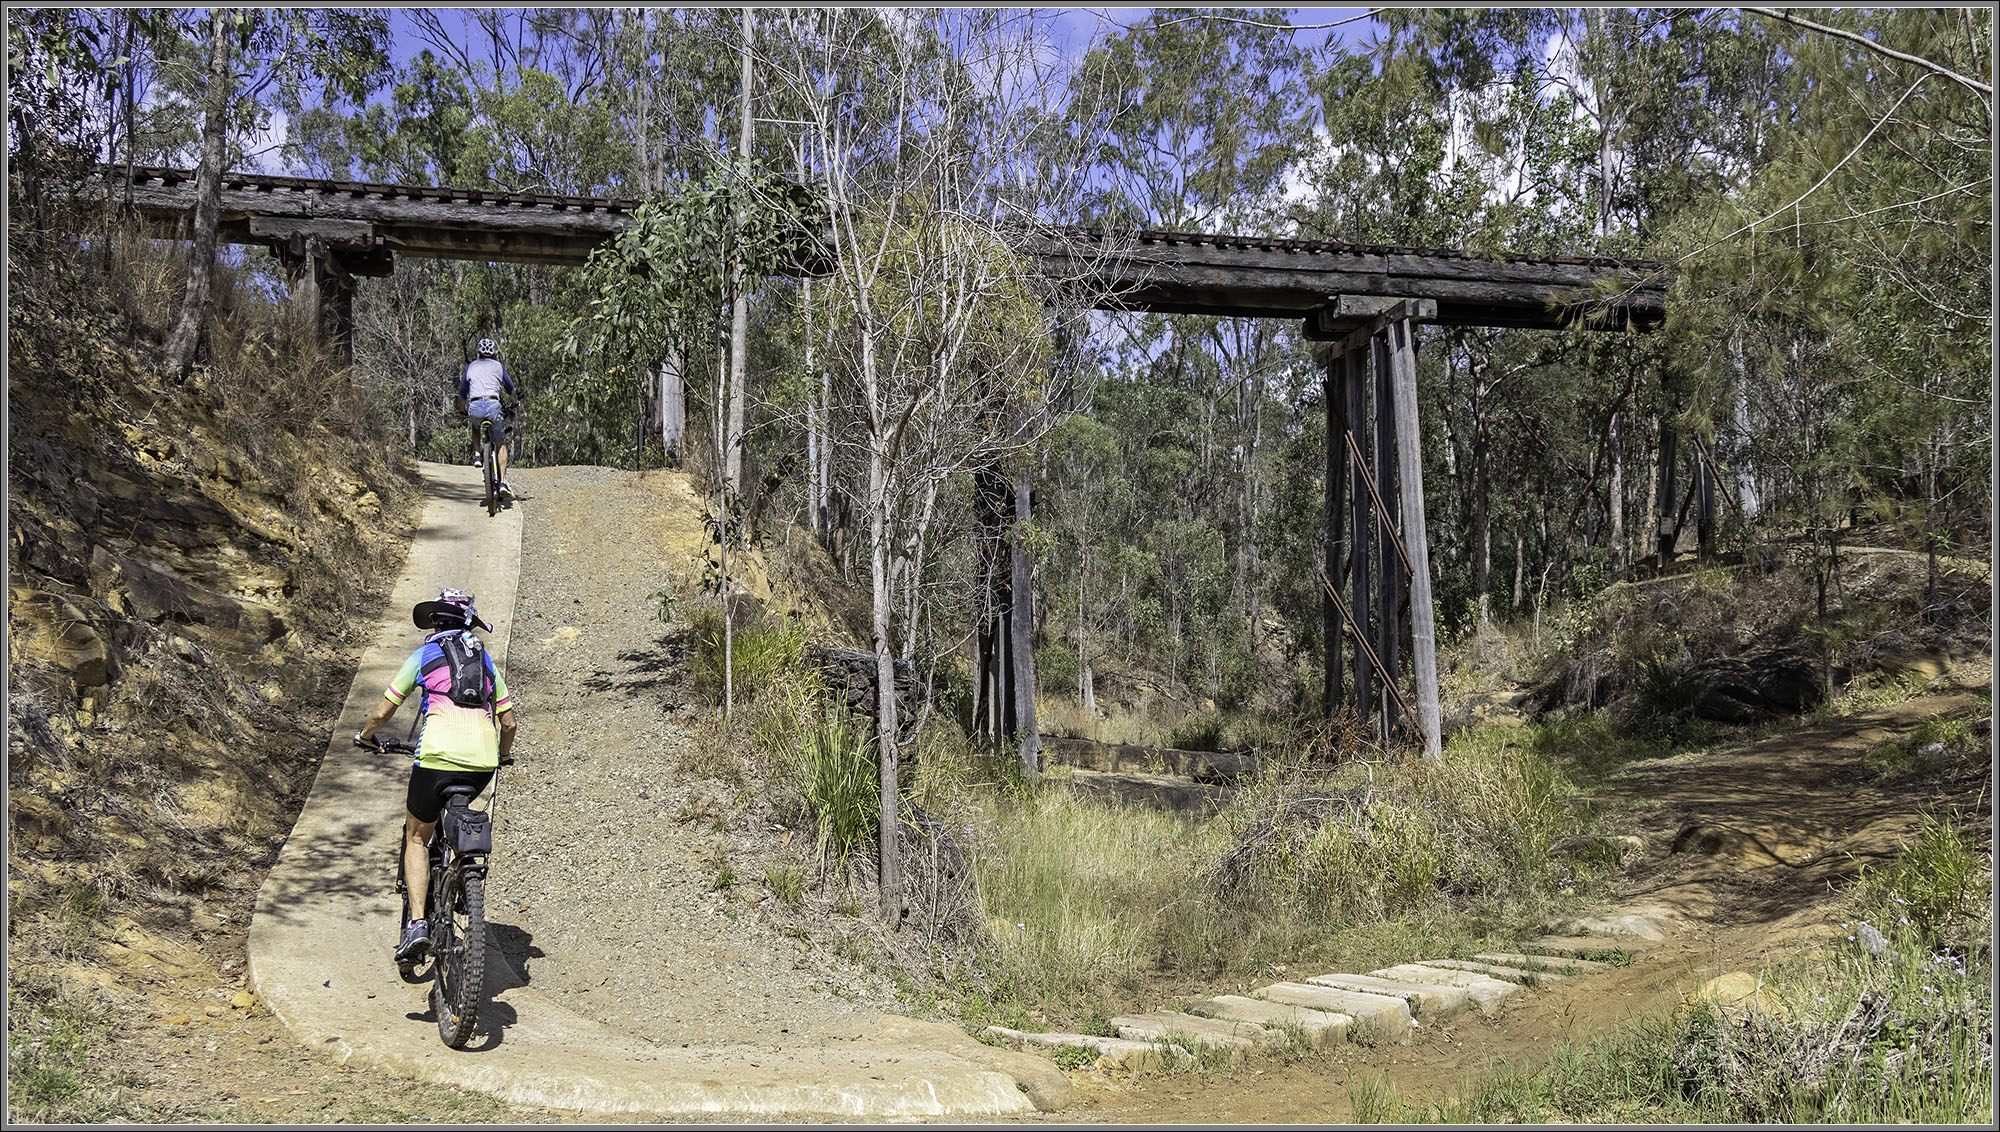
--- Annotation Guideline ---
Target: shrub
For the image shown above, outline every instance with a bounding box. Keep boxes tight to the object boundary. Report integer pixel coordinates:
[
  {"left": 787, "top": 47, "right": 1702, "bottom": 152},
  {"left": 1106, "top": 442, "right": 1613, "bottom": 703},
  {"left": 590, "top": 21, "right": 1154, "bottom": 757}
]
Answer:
[
  {"left": 1166, "top": 715, "right": 1227, "bottom": 752},
  {"left": 785, "top": 704, "right": 879, "bottom": 873},
  {"left": 688, "top": 603, "right": 806, "bottom": 707}
]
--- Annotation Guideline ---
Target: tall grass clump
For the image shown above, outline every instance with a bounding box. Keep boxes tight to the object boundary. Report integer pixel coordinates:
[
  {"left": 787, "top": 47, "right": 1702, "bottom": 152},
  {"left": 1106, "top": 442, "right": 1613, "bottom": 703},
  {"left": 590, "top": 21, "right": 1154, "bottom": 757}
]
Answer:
[
  {"left": 1211, "top": 734, "right": 1590, "bottom": 941},
  {"left": 968, "top": 788, "right": 1229, "bottom": 1017},
  {"left": 752, "top": 651, "right": 879, "bottom": 876},
  {"left": 1365, "top": 817, "right": 1993, "bottom": 1125},
  {"left": 688, "top": 604, "right": 807, "bottom": 707}
]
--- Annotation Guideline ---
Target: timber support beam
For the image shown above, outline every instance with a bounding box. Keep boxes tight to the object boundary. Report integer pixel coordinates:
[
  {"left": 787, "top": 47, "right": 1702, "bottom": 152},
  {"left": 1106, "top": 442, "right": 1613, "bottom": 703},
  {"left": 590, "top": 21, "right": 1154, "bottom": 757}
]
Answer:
[{"left": 1315, "top": 299, "right": 1443, "bottom": 757}]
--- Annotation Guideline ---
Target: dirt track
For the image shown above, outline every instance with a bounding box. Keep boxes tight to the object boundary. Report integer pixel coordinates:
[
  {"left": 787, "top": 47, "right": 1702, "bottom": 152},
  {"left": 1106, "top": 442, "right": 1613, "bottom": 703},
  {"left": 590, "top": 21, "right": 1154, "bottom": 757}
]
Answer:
[{"left": 27, "top": 463, "right": 1989, "bottom": 1123}]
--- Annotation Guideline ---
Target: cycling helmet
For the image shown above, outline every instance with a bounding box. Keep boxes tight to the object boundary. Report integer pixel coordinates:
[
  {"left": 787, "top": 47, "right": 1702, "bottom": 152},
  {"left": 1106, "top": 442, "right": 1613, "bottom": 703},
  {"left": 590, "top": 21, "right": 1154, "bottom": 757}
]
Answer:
[
  {"left": 412, "top": 588, "right": 492, "bottom": 632},
  {"left": 476, "top": 338, "right": 498, "bottom": 358}
]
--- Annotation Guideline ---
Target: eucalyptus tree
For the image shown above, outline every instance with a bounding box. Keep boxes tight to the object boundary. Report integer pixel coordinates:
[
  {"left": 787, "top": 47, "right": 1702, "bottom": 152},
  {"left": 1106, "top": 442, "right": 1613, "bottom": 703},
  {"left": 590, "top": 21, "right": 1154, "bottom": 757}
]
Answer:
[
  {"left": 161, "top": 8, "right": 388, "bottom": 380},
  {"left": 1666, "top": 7, "right": 1991, "bottom": 606},
  {"left": 1050, "top": 9, "right": 1317, "bottom": 703},
  {"left": 760, "top": 8, "right": 1114, "bottom": 922}
]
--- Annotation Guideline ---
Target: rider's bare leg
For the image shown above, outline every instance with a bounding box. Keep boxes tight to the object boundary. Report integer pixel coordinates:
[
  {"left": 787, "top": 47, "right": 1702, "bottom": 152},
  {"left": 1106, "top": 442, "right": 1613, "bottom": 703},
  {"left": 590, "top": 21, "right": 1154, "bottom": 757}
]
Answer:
[
  {"left": 497, "top": 443, "right": 510, "bottom": 483},
  {"left": 404, "top": 812, "right": 437, "bottom": 922},
  {"left": 468, "top": 420, "right": 481, "bottom": 461}
]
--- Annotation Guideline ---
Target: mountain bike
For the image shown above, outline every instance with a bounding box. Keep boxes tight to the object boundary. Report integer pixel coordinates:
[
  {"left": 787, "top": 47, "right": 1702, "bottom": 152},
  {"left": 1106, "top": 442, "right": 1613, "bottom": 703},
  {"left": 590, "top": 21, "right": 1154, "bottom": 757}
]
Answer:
[
  {"left": 355, "top": 737, "right": 496, "bottom": 1048},
  {"left": 475, "top": 417, "right": 501, "bottom": 517}
]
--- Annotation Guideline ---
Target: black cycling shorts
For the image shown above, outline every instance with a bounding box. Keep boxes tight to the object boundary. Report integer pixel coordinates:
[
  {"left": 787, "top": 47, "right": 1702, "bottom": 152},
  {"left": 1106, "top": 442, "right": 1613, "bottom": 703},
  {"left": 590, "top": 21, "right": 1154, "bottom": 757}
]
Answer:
[{"left": 406, "top": 765, "right": 494, "bottom": 824}]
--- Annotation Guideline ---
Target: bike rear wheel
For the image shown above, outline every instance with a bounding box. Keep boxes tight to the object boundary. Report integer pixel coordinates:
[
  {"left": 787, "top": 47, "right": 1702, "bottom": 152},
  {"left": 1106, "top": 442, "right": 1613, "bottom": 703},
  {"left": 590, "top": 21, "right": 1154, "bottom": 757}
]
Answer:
[
  {"left": 431, "top": 866, "right": 485, "bottom": 1047},
  {"left": 481, "top": 438, "right": 499, "bottom": 517}
]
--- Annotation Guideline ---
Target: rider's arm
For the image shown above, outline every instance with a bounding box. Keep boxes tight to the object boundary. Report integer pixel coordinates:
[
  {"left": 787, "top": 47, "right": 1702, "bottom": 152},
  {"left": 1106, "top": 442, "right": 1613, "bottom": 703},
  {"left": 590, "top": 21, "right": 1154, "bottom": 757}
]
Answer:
[
  {"left": 357, "top": 695, "right": 398, "bottom": 744},
  {"left": 456, "top": 366, "right": 472, "bottom": 412},
  {"left": 360, "top": 652, "right": 422, "bottom": 744},
  {"left": 500, "top": 365, "right": 518, "bottom": 409}
]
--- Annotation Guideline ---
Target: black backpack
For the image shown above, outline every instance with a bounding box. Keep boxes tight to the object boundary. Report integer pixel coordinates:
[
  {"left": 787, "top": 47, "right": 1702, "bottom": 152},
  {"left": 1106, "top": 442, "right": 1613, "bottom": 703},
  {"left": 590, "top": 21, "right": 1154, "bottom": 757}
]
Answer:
[{"left": 407, "top": 631, "right": 494, "bottom": 740}]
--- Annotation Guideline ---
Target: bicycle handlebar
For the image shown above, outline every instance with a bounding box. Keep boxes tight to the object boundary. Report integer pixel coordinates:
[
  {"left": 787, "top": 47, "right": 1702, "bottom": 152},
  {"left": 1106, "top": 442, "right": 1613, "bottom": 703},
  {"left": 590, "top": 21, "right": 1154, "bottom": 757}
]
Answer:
[
  {"left": 356, "top": 732, "right": 513, "bottom": 766},
  {"left": 354, "top": 733, "right": 417, "bottom": 755}
]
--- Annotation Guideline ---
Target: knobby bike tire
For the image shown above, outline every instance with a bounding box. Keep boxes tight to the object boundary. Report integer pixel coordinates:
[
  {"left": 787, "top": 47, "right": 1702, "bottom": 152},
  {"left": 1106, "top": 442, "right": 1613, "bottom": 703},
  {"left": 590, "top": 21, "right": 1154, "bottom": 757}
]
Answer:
[
  {"left": 482, "top": 442, "right": 499, "bottom": 517},
  {"left": 433, "top": 867, "right": 485, "bottom": 1048}
]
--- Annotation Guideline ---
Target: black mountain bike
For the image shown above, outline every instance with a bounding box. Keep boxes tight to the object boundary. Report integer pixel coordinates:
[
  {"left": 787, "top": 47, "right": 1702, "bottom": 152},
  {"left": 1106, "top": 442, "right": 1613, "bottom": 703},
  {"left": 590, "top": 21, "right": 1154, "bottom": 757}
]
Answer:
[
  {"left": 475, "top": 417, "right": 502, "bottom": 517},
  {"left": 356, "top": 737, "right": 495, "bottom": 1048}
]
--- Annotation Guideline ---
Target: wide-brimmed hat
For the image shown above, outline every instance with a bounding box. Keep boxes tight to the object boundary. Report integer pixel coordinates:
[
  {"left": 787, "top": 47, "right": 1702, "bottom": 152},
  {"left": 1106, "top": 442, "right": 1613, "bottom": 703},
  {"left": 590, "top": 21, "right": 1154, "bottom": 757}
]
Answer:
[{"left": 413, "top": 588, "right": 492, "bottom": 632}]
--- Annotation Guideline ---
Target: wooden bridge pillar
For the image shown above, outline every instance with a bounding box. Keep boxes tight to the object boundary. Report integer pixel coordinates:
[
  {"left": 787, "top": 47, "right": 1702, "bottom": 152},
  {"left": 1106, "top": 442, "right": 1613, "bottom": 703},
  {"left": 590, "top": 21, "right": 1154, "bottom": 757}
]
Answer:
[
  {"left": 257, "top": 219, "right": 392, "bottom": 364},
  {"left": 1313, "top": 298, "right": 1442, "bottom": 757}
]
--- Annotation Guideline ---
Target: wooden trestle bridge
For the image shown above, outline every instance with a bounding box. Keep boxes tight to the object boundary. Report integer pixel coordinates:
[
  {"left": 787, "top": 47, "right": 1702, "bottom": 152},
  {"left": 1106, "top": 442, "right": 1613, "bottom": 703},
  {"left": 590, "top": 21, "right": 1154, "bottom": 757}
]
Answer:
[{"left": 104, "top": 165, "right": 1672, "bottom": 756}]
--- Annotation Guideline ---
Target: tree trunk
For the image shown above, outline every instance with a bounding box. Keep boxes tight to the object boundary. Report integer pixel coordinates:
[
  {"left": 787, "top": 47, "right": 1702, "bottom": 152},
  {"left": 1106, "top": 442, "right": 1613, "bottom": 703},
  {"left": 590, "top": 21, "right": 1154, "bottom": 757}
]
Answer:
[
  {"left": 869, "top": 443, "right": 901, "bottom": 926},
  {"left": 1608, "top": 410, "right": 1625, "bottom": 571},
  {"left": 1010, "top": 460, "right": 1039, "bottom": 779},
  {"left": 724, "top": 8, "right": 754, "bottom": 493},
  {"left": 163, "top": 9, "right": 232, "bottom": 381},
  {"left": 1511, "top": 530, "right": 1525, "bottom": 613},
  {"left": 803, "top": 276, "right": 820, "bottom": 535},
  {"left": 1656, "top": 421, "right": 1679, "bottom": 562},
  {"left": 659, "top": 347, "right": 685, "bottom": 465}
]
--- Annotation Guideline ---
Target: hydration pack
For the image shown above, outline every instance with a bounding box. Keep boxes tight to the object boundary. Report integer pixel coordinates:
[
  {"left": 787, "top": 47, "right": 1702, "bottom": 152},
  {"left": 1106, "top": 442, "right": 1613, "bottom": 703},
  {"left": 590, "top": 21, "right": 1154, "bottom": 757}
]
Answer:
[{"left": 407, "top": 631, "right": 493, "bottom": 741}]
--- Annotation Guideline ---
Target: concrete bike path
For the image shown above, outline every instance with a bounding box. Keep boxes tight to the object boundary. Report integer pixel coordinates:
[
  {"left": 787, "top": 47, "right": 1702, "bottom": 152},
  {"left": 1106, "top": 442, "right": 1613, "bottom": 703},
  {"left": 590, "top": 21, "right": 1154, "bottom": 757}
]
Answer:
[{"left": 246, "top": 461, "right": 1070, "bottom": 1118}]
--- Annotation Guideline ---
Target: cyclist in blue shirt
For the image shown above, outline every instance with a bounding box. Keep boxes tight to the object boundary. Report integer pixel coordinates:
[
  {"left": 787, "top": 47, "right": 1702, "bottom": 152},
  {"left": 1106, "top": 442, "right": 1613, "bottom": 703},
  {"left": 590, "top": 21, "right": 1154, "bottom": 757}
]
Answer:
[{"left": 459, "top": 338, "right": 517, "bottom": 499}]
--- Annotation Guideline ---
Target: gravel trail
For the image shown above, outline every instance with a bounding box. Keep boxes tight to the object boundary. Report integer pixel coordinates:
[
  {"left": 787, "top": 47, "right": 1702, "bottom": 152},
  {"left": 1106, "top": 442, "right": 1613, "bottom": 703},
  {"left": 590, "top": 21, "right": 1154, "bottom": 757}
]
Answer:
[{"left": 483, "top": 465, "right": 897, "bottom": 1048}]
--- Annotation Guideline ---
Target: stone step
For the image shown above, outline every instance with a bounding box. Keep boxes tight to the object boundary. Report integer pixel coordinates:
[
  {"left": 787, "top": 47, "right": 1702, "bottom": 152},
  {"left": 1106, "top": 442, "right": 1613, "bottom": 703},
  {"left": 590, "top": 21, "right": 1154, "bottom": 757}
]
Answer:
[
  {"left": 1369, "top": 965, "right": 1525, "bottom": 1011},
  {"left": 1474, "top": 951, "right": 1613, "bottom": 975},
  {"left": 1186, "top": 995, "right": 1354, "bottom": 1046},
  {"left": 1420, "top": 958, "right": 1568, "bottom": 984},
  {"left": 1520, "top": 934, "right": 1656, "bottom": 959},
  {"left": 1304, "top": 972, "right": 1476, "bottom": 1020},
  {"left": 980, "top": 1026, "right": 1166, "bottom": 1071},
  {"left": 1251, "top": 982, "right": 1413, "bottom": 1043},
  {"left": 1109, "top": 1011, "right": 1262, "bottom": 1058}
]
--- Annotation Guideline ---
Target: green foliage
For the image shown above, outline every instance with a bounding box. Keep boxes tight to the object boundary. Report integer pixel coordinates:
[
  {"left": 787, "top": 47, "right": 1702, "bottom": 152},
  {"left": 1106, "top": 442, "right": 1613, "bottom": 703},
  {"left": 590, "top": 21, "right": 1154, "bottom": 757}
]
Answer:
[
  {"left": 1051, "top": 1045, "right": 1096, "bottom": 1071},
  {"left": 687, "top": 605, "right": 805, "bottom": 707},
  {"left": 1164, "top": 715, "right": 1227, "bottom": 752},
  {"left": 5, "top": 983, "right": 138, "bottom": 1123},
  {"left": 1855, "top": 817, "right": 1987, "bottom": 944},
  {"left": 784, "top": 704, "right": 880, "bottom": 874},
  {"left": 764, "top": 863, "right": 806, "bottom": 907}
]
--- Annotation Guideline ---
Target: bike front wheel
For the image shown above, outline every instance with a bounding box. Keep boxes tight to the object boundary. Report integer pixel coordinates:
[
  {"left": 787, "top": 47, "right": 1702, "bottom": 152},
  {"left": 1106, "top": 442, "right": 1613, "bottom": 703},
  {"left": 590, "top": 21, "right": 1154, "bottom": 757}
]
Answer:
[{"left": 431, "top": 866, "right": 485, "bottom": 1047}]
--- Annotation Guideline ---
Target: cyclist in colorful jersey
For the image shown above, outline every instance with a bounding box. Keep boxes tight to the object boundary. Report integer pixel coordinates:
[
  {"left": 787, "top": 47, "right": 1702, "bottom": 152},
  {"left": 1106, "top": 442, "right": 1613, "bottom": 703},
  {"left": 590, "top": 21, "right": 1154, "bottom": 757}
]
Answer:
[
  {"left": 459, "top": 338, "right": 518, "bottom": 500},
  {"left": 354, "top": 588, "right": 517, "bottom": 964}
]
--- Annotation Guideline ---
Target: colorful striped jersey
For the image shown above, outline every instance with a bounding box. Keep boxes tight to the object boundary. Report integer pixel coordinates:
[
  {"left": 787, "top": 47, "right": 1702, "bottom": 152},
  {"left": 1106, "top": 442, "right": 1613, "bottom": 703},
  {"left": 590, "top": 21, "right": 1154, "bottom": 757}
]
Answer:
[{"left": 383, "top": 631, "right": 514, "bottom": 771}]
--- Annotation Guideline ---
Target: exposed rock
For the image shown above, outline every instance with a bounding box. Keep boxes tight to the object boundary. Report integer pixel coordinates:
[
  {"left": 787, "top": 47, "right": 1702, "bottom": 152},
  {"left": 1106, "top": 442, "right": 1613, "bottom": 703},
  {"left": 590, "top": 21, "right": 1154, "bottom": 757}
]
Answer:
[
  {"left": 90, "top": 545, "right": 286, "bottom": 649},
  {"left": 808, "top": 647, "right": 929, "bottom": 743},
  {"left": 8, "top": 588, "right": 112, "bottom": 688},
  {"left": 1686, "top": 644, "right": 1823, "bottom": 722},
  {"left": 1676, "top": 970, "right": 1788, "bottom": 1024}
]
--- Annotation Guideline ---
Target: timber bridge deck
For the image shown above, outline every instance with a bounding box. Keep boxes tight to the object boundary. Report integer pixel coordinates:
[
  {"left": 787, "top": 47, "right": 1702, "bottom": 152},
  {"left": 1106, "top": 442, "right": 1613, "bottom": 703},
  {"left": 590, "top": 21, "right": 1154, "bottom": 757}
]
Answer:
[
  {"left": 99, "top": 165, "right": 1668, "bottom": 333},
  {"left": 96, "top": 164, "right": 1673, "bottom": 758}
]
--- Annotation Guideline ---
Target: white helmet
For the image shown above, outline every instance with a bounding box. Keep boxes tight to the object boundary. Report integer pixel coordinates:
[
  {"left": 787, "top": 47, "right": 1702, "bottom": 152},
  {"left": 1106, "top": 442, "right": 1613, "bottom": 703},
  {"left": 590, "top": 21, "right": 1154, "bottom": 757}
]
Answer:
[{"left": 476, "top": 338, "right": 498, "bottom": 358}]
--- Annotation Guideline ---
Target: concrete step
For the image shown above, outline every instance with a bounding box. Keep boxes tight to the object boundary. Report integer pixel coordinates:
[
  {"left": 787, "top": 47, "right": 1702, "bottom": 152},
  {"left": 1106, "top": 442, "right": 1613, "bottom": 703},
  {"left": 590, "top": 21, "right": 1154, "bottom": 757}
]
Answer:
[
  {"left": 1520, "top": 934, "right": 1656, "bottom": 958},
  {"left": 1420, "top": 958, "right": 1568, "bottom": 984},
  {"left": 1186, "top": 995, "right": 1354, "bottom": 1046},
  {"left": 1369, "top": 964, "right": 1525, "bottom": 1011},
  {"left": 1304, "top": 972, "right": 1476, "bottom": 1020},
  {"left": 1251, "top": 982, "right": 1413, "bottom": 1043},
  {"left": 1109, "top": 1011, "right": 1263, "bottom": 1058},
  {"left": 980, "top": 1026, "right": 1167, "bottom": 1071},
  {"left": 1474, "top": 951, "right": 1614, "bottom": 975}
]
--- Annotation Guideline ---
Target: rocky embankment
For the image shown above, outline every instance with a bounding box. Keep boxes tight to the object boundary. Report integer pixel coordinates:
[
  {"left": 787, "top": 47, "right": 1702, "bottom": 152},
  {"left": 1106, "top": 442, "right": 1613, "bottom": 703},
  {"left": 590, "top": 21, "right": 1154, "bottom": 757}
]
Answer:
[{"left": 7, "top": 300, "right": 418, "bottom": 989}]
